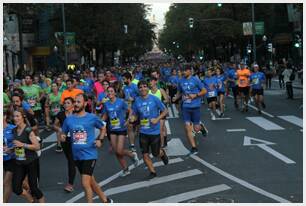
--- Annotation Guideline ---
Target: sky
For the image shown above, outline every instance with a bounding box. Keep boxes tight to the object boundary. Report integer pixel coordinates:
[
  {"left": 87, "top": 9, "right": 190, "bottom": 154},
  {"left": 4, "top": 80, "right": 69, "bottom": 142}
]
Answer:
[{"left": 146, "top": 3, "right": 171, "bottom": 30}]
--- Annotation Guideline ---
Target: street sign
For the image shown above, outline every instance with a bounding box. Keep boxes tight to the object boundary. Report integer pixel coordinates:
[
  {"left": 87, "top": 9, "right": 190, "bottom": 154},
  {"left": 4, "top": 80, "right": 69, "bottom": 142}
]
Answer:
[
  {"left": 243, "top": 22, "right": 264, "bottom": 35},
  {"left": 255, "top": 22, "right": 264, "bottom": 35},
  {"left": 54, "top": 32, "right": 76, "bottom": 45},
  {"left": 243, "top": 136, "right": 296, "bottom": 164}
]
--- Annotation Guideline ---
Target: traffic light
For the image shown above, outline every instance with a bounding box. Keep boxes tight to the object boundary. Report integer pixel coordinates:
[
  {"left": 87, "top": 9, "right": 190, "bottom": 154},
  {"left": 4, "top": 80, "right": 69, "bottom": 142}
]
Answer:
[
  {"left": 124, "top": 25, "right": 128, "bottom": 34},
  {"left": 247, "top": 44, "right": 251, "bottom": 54},
  {"left": 188, "top": 17, "right": 194, "bottom": 28},
  {"left": 267, "top": 43, "right": 273, "bottom": 52},
  {"left": 217, "top": 3, "right": 222, "bottom": 7},
  {"left": 294, "top": 34, "right": 301, "bottom": 48}
]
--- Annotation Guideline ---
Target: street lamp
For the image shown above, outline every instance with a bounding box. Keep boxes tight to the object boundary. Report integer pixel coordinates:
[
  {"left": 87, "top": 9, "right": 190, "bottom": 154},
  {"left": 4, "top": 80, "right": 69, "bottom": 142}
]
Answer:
[{"left": 262, "top": 35, "right": 267, "bottom": 65}]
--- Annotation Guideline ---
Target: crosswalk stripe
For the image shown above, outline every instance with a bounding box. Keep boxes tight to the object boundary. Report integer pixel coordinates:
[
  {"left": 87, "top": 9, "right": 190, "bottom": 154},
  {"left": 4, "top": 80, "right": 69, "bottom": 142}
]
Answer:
[
  {"left": 214, "top": 117, "right": 231, "bottom": 120},
  {"left": 278, "top": 115, "right": 303, "bottom": 128},
  {"left": 167, "top": 105, "right": 174, "bottom": 118},
  {"left": 151, "top": 184, "right": 231, "bottom": 203},
  {"left": 246, "top": 117, "right": 285, "bottom": 130},
  {"left": 165, "top": 120, "right": 171, "bottom": 135},
  {"left": 172, "top": 103, "right": 179, "bottom": 118},
  {"left": 102, "top": 169, "right": 202, "bottom": 197},
  {"left": 227, "top": 129, "right": 246, "bottom": 132}
]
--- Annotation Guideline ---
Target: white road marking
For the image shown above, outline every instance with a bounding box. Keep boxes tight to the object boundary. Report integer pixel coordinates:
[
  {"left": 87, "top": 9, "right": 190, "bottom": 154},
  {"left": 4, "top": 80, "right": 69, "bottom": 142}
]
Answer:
[
  {"left": 165, "top": 120, "right": 171, "bottom": 135},
  {"left": 228, "top": 94, "right": 274, "bottom": 118},
  {"left": 151, "top": 184, "right": 231, "bottom": 203},
  {"left": 191, "top": 155, "right": 291, "bottom": 203},
  {"left": 167, "top": 105, "right": 174, "bottom": 118},
  {"left": 213, "top": 117, "right": 231, "bottom": 120},
  {"left": 166, "top": 138, "right": 190, "bottom": 156},
  {"left": 243, "top": 136, "right": 295, "bottom": 164},
  {"left": 41, "top": 143, "right": 57, "bottom": 152},
  {"left": 67, "top": 157, "right": 183, "bottom": 203},
  {"left": 43, "top": 132, "right": 57, "bottom": 143},
  {"left": 278, "top": 115, "right": 303, "bottom": 128},
  {"left": 94, "top": 169, "right": 203, "bottom": 199},
  {"left": 172, "top": 103, "right": 179, "bottom": 118},
  {"left": 246, "top": 117, "right": 285, "bottom": 130},
  {"left": 226, "top": 129, "right": 246, "bottom": 132}
]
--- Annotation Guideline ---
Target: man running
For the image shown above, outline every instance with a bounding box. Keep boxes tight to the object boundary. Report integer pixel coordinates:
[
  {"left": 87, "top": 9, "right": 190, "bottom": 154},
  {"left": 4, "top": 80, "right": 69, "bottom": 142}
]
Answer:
[
  {"left": 250, "top": 64, "right": 266, "bottom": 114},
  {"left": 237, "top": 62, "right": 251, "bottom": 112},
  {"left": 130, "top": 80, "right": 169, "bottom": 179},
  {"left": 61, "top": 93, "right": 113, "bottom": 203},
  {"left": 173, "top": 64, "right": 208, "bottom": 155}
]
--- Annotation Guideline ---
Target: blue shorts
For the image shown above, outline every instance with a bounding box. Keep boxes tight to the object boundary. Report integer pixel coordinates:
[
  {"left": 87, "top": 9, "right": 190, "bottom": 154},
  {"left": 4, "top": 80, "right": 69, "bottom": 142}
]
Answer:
[{"left": 182, "top": 107, "right": 201, "bottom": 125}]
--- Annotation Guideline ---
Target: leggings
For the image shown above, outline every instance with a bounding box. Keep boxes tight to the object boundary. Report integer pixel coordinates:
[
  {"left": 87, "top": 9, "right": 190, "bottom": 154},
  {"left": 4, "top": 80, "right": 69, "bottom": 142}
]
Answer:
[
  {"left": 61, "top": 141, "right": 76, "bottom": 185},
  {"left": 13, "top": 159, "right": 43, "bottom": 199}
]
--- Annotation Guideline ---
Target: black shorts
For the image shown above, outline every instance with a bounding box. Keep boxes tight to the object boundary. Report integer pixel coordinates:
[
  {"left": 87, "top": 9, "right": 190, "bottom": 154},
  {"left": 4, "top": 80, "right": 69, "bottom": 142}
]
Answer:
[
  {"left": 4, "top": 159, "right": 16, "bottom": 172},
  {"left": 238, "top": 87, "right": 250, "bottom": 96},
  {"left": 139, "top": 133, "right": 161, "bottom": 157},
  {"left": 207, "top": 97, "right": 217, "bottom": 104},
  {"left": 217, "top": 91, "right": 225, "bottom": 96},
  {"left": 74, "top": 159, "right": 96, "bottom": 176},
  {"left": 231, "top": 86, "right": 238, "bottom": 97},
  {"left": 110, "top": 130, "right": 127, "bottom": 136},
  {"left": 252, "top": 89, "right": 264, "bottom": 96}
]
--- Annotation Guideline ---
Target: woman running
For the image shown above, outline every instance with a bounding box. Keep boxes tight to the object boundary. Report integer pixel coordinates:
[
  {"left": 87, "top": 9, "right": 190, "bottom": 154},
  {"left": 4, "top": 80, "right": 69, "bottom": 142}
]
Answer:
[{"left": 102, "top": 86, "right": 139, "bottom": 177}]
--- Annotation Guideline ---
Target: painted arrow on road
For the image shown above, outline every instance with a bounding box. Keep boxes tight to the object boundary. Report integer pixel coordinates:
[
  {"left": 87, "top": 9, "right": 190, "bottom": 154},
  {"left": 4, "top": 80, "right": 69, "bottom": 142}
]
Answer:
[{"left": 243, "top": 136, "right": 296, "bottom": 164}]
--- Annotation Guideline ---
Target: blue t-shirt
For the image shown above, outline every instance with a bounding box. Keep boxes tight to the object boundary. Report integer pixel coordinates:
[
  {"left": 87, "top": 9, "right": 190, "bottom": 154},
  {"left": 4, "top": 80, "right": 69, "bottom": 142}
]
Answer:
[
  {"left": 62, "top": 113, "right": 106, "bottom": 160},
  {"left": 226, "top": 68, "right": 238, "bottom": 88},
  {"left": 250, "top": 72, "right": 265, "bottom": 89},
  {"left": 85, "top": 78, "right": 94, "bottom": 90},
  {"left": 161, "top": 67, "right": 172, "bottom": 82},
  {"left": 132, "top": 94, "right": 166, "bottom": 135},
  {"left": 103, "top": 98, "right": 128, "bottom": 131},
  {"left": 178, "top": 76, "right": 204, "bottom": 108},
  {"left": 135, "top": 72, "right": 143, "bottom": 80},
  {"left": 169, "top": 75, "right": 179, "bottom": 87},
  {"left": 123, "top": 83, "right": 139, "bottom": 101},
  {"left": 203, "top": 76, "right": 218, "bottom": 98},
  {"left": 4, "top": 124, "right": 16, "bottom": 161},
  {"left": 77, "top": 85, "right": 91, "bottom": 93},
  {"left": 216, "top": 74, "right": 227, "bottom": 92},
  {"left": 22, "top": 101, "right": 31, "bottom": 112}
]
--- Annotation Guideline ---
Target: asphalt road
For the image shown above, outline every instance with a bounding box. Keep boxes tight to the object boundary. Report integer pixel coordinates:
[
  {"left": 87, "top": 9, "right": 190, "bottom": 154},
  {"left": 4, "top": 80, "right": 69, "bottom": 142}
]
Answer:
[{"left": 10, "top": 80, "right": 303, "bottom": 203}]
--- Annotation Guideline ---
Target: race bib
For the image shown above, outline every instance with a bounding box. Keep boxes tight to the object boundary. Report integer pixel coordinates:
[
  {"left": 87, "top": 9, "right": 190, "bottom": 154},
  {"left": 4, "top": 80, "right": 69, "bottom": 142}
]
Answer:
[
  {"left": 252, "top": 78, "right": 259, "bottom": 85},
  {"left": 140, "top": 118, "right": 150, "bottom": 129},
  {"left": 15, "top": 147, "right": 26, "bottom": 160},
  {"left": 73, "top": 131, "right": 87, "bottom": 145},
  {"left": 110, "top": 118, "right": 120, "bottom": 129},
  {"left": 208, "top": 91, "right": 216, "bottom": 97},
  {"left": 240, "top": 79, "right": 246, "bottom": 84},
  {"left": 102, "top": 98, "right": 109, "bottom": 103}
]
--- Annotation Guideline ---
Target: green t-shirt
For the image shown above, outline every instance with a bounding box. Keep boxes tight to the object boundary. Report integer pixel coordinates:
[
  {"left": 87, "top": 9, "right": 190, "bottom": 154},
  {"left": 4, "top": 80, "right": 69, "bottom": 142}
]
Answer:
[
  {"left": 44, "top": 86, "right": 51, "bottom": 94},
  {"left": 49, "top": 92, "right": 62, "bottom": 116},
  {"left": 3, "top": 92, "right": 11, "bottom": 112},
  {"left": 59, "top": 83, "right": 67, "bottom": 93},
  {"left": 21, "top": 84, "right": 42, "bottom": 111}
]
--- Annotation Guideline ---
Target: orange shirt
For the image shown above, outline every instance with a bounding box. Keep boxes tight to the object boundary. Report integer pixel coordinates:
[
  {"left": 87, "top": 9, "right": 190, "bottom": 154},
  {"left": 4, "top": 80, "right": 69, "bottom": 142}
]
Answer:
[
  {"left": 237, "top": 68, "right": 251, "bottom": 87},
  {"left": 60, "top": 88, "right": 84, "bottom": 104}
]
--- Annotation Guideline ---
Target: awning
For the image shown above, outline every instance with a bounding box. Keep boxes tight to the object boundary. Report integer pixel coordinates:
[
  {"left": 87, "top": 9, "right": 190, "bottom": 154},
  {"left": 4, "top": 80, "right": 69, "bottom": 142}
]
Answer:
[{"left": 30, "top": 47, "right": 51, "bottom": 56}]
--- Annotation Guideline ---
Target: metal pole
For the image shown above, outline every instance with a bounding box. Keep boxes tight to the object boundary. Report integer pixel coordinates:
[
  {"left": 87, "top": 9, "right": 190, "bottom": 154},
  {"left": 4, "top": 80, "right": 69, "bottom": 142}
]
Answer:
[
  {"left": 4, "top": 46, "right": 9, "bottom": 76},
  {"left": 251, "top": 3, "right": 256, "bottom": 63},
  {"left": 61, "top": 4, "right": 68, "bottom": 70},
  {"left": 17, "top": 14, "right": 24, "bottom": 73}
]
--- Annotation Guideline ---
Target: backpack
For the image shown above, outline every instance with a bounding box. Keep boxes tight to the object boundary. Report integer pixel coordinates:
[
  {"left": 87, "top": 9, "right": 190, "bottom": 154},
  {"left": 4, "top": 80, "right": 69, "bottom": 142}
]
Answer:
[{"left": 289, "top": 70, "right": 295, "bottom": 81}]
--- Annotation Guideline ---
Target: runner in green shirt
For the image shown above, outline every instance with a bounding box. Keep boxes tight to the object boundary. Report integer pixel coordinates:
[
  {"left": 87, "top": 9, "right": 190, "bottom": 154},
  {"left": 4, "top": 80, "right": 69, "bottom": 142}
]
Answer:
[{"left": 45, "top": 83, "right": 62, "bottom": 132}]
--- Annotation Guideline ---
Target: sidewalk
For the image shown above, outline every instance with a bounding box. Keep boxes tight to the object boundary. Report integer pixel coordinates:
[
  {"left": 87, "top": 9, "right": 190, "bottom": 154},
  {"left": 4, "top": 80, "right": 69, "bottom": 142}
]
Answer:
[{"left": 272, "top": 74, "right": 303, "bottom": 90}]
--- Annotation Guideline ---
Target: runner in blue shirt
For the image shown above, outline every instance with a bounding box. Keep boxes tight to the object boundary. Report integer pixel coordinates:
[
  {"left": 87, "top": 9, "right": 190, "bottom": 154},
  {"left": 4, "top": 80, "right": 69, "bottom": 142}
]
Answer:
[
  {"left": 226, "top": 63, "right": 239, "bottom": 109},
  {"left": 3, "top": 111, "right": 16, "bottom": 203},
  {"left": 250, "top": 64, "right": 266, "bottom": 114},
  {"left": 102, "top": 86, "right": 139, "bottom": 177},
  {"left": 122, "top": 72, "right": 139, "bottom": 152},
  {"left": 216, "top": 67, "right": 227, "bottom": 117},
  {"left": 96, "top": 80, "right": 110, "bottom": 114},
  {"left": 61, "top": 93, "right": 113, "bottom": 203},
  {"left": 203, "top": 68, "right": 219, "bottom": 120},
  {"left": 130, "top": 80, "right": 169, "bottom": 179},
  {"left": 173, "top": 64, "right": 208, "bottom": 155}
]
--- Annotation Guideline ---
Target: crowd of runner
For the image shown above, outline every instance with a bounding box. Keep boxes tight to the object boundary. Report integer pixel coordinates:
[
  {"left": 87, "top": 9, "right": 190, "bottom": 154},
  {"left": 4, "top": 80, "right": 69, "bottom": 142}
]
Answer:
[{"left": 3, "top": 60, "right": 270, "bottom": 203}]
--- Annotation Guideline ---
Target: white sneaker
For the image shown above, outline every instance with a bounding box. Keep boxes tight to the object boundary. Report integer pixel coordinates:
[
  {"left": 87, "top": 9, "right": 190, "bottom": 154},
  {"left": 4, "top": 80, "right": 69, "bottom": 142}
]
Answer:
[
  {"left": 120, "top": 168, "right": 131, "bottom": 177},
  {"left": 131, "top": 152, "right": 140, "bottom": 167},
  {"left": 211, "top": 115, "right": 216, "bottom": 120}
]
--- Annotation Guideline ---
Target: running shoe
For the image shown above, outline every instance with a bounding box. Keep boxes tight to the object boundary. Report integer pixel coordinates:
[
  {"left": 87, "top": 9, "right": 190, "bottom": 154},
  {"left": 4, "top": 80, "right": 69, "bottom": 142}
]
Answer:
[
  {"left": 160, "top": 149, "right": 169, "bottom": 165},
  {"left": 106, "top": 197, "right": 114, "bottom": 203},
  {"left": 120, "top": 168, "right": 131, "bottom": 177},
  {"left": 147, "top": 172, "right": 157, "bottom": 179},
  {"left": 261, "top": 102, "right": 266, "bottom": 109},
  {"left": 200, "top": 122, "right": 208, "bottom": 137},
  {"left": 55, "top": 145, "right": 63, "bottom": 153},
  {"left": 64, "top": 184, "right": 74, "bottom": 192},
  {"left": 129, "top": 144, "right": 136, "bottom": 152},
  {"left": 131, "top": 152, "right": 140, "bottom": 167},
  {"left": 187, "top": 147, "right": 198, "bottom": 156},
  {"left": 219, "top": 112, "right": 224, "bottom": 118}
]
